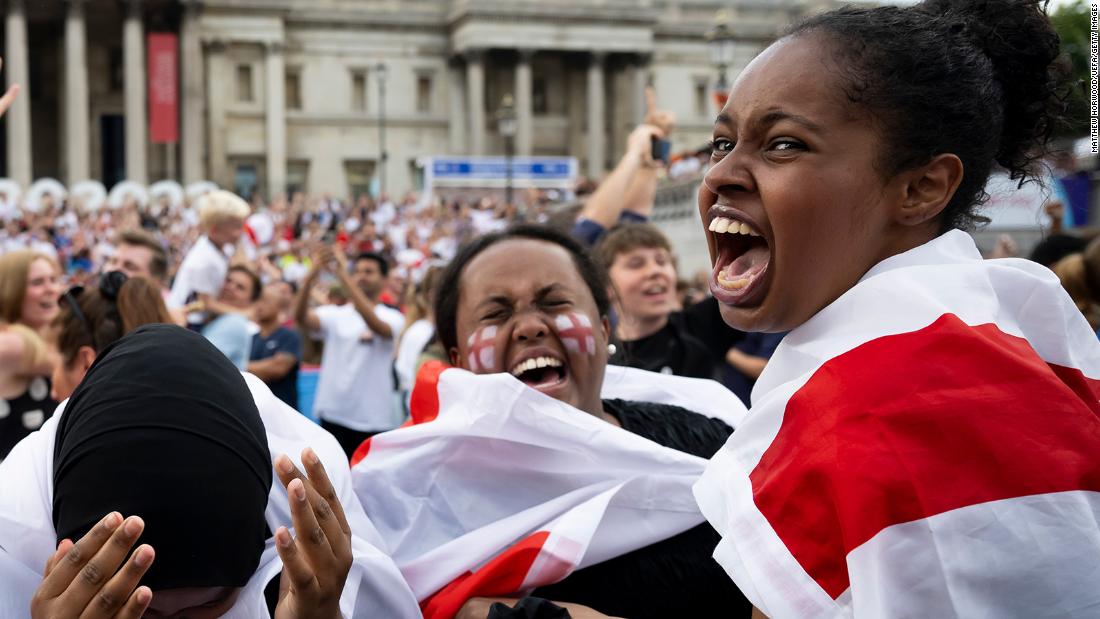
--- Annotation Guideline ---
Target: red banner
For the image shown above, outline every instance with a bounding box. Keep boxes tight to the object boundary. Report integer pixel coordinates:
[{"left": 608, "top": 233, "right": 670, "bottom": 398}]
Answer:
[{"left": 147, "top": 33, "right": 179, "bottom": 144}]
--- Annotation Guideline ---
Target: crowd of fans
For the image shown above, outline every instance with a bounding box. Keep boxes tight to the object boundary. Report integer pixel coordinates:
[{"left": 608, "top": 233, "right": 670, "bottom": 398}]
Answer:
[{"left": 1, "top": 0, "right": 1100, "bottom": 616}]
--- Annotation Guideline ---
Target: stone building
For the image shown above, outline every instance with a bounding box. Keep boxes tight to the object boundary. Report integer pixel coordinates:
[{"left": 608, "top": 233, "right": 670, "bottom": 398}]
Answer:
[{"left": 4, "top": 0, "right": 835, "bottom": 199}]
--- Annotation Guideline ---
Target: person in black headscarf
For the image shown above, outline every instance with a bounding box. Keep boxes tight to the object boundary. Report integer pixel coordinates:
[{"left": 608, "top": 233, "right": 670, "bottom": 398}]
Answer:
[{"left": 27, "top": 324, "right": 354, "bottom": 618}]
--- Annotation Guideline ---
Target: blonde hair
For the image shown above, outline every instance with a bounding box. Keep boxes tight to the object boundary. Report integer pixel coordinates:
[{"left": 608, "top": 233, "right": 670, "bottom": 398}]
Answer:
[
  {"left": 0, "top": 250, "right": 59, "bottom": 324},
  {"left": 1, "top": 322, "right": 49, "bottom": 374},
  {"left": 198, "top": 190, "right": 251, "bottom": 230}
]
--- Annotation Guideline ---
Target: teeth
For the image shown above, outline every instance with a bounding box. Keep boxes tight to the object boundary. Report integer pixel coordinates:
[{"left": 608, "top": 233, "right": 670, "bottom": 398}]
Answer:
[
  {"left": 510, "top": 356, "right": 563, "bottom": 376},
  {"left": 709, "top": 216, "right": 759, "bottom": 237},
  {"left": 717, "top": 270, "right": 754, "bottom": 290}
]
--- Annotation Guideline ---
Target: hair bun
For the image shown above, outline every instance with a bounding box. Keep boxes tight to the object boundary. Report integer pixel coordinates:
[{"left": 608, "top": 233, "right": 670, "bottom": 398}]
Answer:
[{"left": 920, "top": 0, "right": 1067, "bottom": 181}]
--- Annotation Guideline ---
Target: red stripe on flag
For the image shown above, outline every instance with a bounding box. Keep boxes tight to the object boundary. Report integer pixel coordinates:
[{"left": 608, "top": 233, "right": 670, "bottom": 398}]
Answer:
[
  {"left": 750, "top": 314, "right": 1100, "bottom": 599},
  {"left": 349, "top": 436, "right": 372, "bottom": 467},
  {"left": 410, "top": 360, "right": 450, "bottom": 425},
  {"left": 349, "top": 361, "right": 452, "bottom": 466},
  {"left": 421, "top": 531, "right": 551, "bottom": 619}
]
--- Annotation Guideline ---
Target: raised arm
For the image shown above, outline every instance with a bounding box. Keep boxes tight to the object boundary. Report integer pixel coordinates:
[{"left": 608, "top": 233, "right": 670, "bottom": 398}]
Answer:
[
  {"left": 294, "top": 263, "right": 323, "bottom": 334},
  {"left": 326, "top": 249, "right": 396, "bottom": 339}
]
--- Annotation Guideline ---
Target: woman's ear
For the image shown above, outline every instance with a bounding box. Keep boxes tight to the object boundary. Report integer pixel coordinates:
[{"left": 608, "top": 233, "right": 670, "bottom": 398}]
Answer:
[
  {"left": 76, "top": 346, "right": 97, "bottom": 374},
  {"left": 448, "top": 346, "right": 462, "bottom": 368},
  {"left": 895, "top": 153, "right": 964, "bottom": 227},
  {"left": 601, "top": 316, "right": 611, "bottom": 345}
]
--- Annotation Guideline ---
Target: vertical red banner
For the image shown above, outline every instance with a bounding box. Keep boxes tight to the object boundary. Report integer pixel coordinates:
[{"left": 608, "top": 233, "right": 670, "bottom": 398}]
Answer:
[{"left": 147, "top": 33, "right": 179, "bottom": 144}]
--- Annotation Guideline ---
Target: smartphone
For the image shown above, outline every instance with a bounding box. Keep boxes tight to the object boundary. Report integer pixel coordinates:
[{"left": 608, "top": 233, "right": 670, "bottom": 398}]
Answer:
[{"left": 651, "top": 136, "right": 671, "bottom": 166}]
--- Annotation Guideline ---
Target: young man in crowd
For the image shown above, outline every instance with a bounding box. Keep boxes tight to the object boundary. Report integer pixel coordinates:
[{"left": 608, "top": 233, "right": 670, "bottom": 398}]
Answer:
[
  {"left": 203, "top": 265, "right": 261, "bottom": 370},
  {"left": 103, "top": 229, "right": 168, "bottom": 286},
  {"left": 248, "top": 282, "right": 302, "bottom": 409},
  {"left": 295, "top": 248, "right": 405, "bottom": 457},
  {"left": 597, "top": 223, "right": 743, "bottom": 379},
  {"left": 167, "top": 190, "right": 250, "bottom": 326}
]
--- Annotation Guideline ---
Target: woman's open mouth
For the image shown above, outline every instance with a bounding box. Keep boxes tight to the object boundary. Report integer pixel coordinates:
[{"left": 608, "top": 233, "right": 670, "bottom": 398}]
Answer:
[
  {"left": 510, "top": 354, "right": 569, "bottom": 395},
  {"left": 707, "top": 210, "right": 771, "bottom": 307}
]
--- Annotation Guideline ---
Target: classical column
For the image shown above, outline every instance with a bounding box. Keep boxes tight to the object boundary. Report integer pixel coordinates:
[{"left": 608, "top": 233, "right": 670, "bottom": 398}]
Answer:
[
  {"left": 586, "top": 52, "right": 606, "bottom": 179},
  {"left": 447, "top": 60, "right": 466, "bottom": 154},
  {"left": 514, "top": 49, "right": 534, "bottom": 158},
  {"left": 631, "top": 54, "right": 650, "bottom": 126},
  {"left": 64, "top": 0, "right": 91, "bottom": 183},
  {"left": 4, "top": 0, "right": 31, "bottom": 187},
  {"left": 465, "top": 50, "right": 485, "bottom": 156},
  {"left": 205, "top": 41, "right": 229, "bottom": 188},
  {"left": 123, "top": 0, "right": 147, "bottom": 184},
  {"left": 265, "top": 42, "right": 287, "bottom": 200},
  {"left": 179, "top": 0, "right": 205, "bottom": 183}
]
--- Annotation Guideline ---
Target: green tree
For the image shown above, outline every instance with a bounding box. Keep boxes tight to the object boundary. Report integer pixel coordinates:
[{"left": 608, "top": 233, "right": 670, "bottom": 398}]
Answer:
[{"left": 1050, "top": 0, "right": 1091, "bottom": 138}]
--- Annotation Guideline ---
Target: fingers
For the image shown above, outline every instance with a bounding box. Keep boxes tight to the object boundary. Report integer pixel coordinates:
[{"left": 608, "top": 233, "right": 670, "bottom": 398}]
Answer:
[
  {"left": 274, "top": 526, "right": 320, "bottom": 598},
  {"left": 59, "top": 516, "right": 145, "bottom": 612},
  {"left": 301, "top": 448, "right": 352, "bottom": 538},
  {"left": 275, "top": 453, "right": 347, "bottom": 547},
  {"left": 644, "top": 85, "right": 657, "bottom": 116},
  {"left": 112, "top": 586, "right": 153, "bottom": 619},
  {"left": 77, "top": 545, "right": 154, "bottom": 619},
  {"left": 38, "top": 512, "right": 124, "bottom": 599},
  {"left": 44, "top": 539, "right": 73, "bottom": 577},
  {"left": 0, "top": 83, "right": 19, "bottom": 117}
]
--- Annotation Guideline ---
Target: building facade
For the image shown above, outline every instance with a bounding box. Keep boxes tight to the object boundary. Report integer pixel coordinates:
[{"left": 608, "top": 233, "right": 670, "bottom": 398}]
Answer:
[{"left": 4, "top": 0, "right": 835, "bottom": 199}]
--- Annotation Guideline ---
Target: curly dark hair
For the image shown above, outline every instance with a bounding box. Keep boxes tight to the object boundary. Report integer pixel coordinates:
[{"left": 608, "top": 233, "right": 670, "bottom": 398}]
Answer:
[
  {"left": 787, "top": 0, "right": 1070, "bottom": 231},
  {"left": 433, "top": 224, "right": 611, "bottom": 354}
]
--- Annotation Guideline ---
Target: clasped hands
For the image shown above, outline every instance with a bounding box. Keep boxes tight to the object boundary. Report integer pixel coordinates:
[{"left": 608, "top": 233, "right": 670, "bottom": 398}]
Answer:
[{"left": 31, "top": 448, "right": 352, "bottom": 619}]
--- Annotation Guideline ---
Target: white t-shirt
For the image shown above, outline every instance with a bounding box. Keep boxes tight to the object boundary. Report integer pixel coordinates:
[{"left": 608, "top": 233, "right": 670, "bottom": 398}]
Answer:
[
  {"left": 167, "top": 236, "right": 229, "bottom": 321},
  {"left": 314, "top": 303, "right": 405, "bottom": 432},
  {"left": 394, "top": 318, "right": 435, "bottom": 395}
]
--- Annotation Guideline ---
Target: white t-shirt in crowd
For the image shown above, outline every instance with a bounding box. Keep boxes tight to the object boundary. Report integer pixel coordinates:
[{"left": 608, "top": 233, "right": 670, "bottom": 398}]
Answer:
[
  {"left": 167, "top": 236, "right": 229, "bottom": 321},
  {"left": 394, "top": 318, "right": 435, "bottom": 395},
  {"left": 313, "top": 303, "right": 405, "bottom": 432}
]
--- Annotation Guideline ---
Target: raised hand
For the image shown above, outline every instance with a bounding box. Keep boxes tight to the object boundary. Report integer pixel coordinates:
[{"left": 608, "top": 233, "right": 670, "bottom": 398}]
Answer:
[
  {"left": 643, "top": 85, "right": 675, "bottom": 136},
  {"left": 273, "top": 449, "right": 353, "bottom": 619},
  {"left": 0, "top": 58, "right": 20, "bottom": 118},
  {"left": 31, "top": 512, "right": 155, "bottom": 619}
]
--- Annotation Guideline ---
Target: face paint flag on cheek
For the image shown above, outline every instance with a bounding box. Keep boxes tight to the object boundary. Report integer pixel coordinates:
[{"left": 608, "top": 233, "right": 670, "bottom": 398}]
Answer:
[
  {"left": 554, "top": 313, "right": 596, "bottom": 356},
  {"left": 466, "top": 325, "right": 499, "bottom": 373}
]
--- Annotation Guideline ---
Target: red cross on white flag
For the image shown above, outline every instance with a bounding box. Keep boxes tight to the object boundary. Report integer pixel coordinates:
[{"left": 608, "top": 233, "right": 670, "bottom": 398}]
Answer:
[
  {"left": 554, "top": 313, "right": 595, "bottom": 356},
  {"left": 466, "top": 325, "right": 498, "bottom": 372}
]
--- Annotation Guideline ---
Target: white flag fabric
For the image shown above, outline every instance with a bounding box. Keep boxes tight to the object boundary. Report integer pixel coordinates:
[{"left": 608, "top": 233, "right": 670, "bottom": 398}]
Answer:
[
  {"left": 694, "top": 230, "right": 1100, "bottom": 618},
  {"left": 351, "top": 362, "right": 747, "bottom": 619},
  {"left": 0, "top": 372, "right": 421, "bottom": 619}
]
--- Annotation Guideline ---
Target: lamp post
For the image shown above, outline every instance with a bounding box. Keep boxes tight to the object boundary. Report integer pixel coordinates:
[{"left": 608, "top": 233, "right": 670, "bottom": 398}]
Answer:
[
  {"left": 706, "top": 16, "right": 736, "bottom": 111},
  {"left": 374, "top": 62, "right": 388, "bottom": 199},
  {"left": 497, "top": 94, "right": 517, "bottom": 207}
]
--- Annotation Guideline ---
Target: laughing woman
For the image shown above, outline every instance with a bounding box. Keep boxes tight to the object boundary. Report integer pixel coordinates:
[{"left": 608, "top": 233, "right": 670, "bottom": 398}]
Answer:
[{"left": 693, "top": 0, "right": 1100, "bottom": 617}]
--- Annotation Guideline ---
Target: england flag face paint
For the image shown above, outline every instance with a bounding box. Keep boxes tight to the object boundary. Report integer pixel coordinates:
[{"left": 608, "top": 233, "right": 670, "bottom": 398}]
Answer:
[
  {"left": 466, "top": 325, "right": 499, "bottom": 373},
  {"left": 553, "top": 312, "right": 596, "bottom": 356}
]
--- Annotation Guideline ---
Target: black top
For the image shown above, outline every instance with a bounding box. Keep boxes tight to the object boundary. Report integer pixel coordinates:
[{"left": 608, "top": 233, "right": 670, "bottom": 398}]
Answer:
[
  {"left": 250, "top": 326, "right": 302, "bottom": 408},
  {"left": 612, "top": 297, "right": 743, "bottom": 381},
  {"left": 0, "top": 376, "right": 57, "bottom": 461},
  {"left": 496, "top": 399, "right": 751, "bottom": 619}
]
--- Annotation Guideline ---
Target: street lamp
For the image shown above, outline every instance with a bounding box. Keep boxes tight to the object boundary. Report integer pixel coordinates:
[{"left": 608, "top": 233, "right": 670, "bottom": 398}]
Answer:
[
  {"left": 706, "top": 14, "right": 736, "bottom": 110},
  {"left": 497, "top": 94, "right": 517, "bottom": 207},
  {"left": 374, "top": 62, "right": 388, "bottom": 200}
]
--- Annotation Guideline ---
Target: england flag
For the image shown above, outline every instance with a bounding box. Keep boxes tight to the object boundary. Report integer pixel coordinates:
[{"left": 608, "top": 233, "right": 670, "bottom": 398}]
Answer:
[
  {"left": 351, "top": 362, "right": 746, "bottom": 618},
  {"left": 694, "top": 230, "right": 1100, "bottom": 618}
]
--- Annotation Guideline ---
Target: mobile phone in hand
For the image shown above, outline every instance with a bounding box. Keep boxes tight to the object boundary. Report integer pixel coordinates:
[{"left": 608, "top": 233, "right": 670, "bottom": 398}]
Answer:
[{"left": 651, "top": 136, "right": 671, "bottom": 166}]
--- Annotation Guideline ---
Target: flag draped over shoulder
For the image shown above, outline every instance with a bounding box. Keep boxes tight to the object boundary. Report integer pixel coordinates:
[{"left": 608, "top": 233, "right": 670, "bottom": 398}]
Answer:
[
  {"left": 694, "top": 230, "right": 1100, "bottom": 619},
  {"left": 0, "top": 373, "right": 420, "bottom": 619},
  {"left": 351, "top": 362, "right": 747, "bottom": 619}
]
